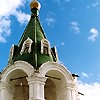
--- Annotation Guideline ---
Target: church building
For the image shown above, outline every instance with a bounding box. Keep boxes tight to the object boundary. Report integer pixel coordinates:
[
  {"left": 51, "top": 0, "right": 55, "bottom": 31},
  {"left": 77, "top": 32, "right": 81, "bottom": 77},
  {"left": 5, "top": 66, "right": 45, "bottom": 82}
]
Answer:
[{"left": 0, "top": 0, "right": 79, "bottom": 100}]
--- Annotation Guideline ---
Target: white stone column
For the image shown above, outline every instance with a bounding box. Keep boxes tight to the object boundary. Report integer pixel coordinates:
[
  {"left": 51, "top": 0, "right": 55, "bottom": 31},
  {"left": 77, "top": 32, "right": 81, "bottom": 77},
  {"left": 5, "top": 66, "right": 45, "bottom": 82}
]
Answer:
[
  {"left": 27, "top": 73, "right": 47, "bottom": 100},
  {"left": 72, "top": 90, "right": 78, "bottom": 100},
  {"left": 66, "top": 88, "right": 72, "bottom": 100},
  {"left": 67, "top": 81, "right": 78, "bottom": 100},
  {"left": 0, "top": 82, "right": 14, "bottom": 100}
]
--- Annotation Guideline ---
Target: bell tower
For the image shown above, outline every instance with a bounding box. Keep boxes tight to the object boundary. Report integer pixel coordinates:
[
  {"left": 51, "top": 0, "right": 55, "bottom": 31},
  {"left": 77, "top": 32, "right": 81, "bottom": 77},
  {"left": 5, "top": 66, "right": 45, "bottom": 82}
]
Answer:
[{"left": 0, "top": 0, "right": 78, "bottom": 100}]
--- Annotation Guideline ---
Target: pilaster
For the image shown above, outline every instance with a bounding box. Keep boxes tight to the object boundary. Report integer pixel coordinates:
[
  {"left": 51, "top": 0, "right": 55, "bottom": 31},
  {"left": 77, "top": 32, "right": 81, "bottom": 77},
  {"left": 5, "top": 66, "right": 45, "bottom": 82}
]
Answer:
[
  {"left": 0, "top": 81, "right": 14, "bottom": 100},
  {"left": 56, "top": 81, "right": 77, "bottom": 100},
  {"left": 27, "top": 73, "right": 47, "bottom": 100}
]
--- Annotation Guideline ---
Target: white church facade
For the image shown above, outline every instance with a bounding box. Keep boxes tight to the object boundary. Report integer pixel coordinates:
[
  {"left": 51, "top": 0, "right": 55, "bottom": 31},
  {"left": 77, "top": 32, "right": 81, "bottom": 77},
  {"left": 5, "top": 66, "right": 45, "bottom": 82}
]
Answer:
[{"left": 0, "top": 0, "right": 79, "bottom": 100}]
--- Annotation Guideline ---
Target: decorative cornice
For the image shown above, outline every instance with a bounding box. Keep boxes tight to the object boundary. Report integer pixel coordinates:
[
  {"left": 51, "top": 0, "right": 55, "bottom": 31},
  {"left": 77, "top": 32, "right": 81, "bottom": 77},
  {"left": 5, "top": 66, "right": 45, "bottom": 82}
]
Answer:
[{"left": 27, "top": 73, "right": 47, "bottom": 85}]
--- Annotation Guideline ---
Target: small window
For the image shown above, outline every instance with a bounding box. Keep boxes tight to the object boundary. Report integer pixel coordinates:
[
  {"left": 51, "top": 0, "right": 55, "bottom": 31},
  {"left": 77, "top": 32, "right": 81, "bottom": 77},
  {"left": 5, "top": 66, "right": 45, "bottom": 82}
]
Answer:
[
  {"left": 24, "top": 45, "right": 29, "bottom": 53},
  {"left": 20, "top": 37, "right": 33, "bottom": 55},
  {"left": 43, "top": 46, "right": 48, "bottom": 54},
  {"left": 41, "top": 39, "right": 51, "bottom": 55}
]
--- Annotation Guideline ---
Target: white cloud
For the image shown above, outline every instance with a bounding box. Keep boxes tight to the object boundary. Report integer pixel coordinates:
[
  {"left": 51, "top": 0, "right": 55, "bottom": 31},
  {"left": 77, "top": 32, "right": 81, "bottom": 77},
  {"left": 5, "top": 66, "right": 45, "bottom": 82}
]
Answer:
[
  {"left": 86, "top": 1, "right": 99, "bottom": 9},
  {"left": 70, "top": 21, "right": 80, "bottom": 34},
  {"left": 82, "top": 72, "right": 88, "bottom": 77},
  {"left": 45, "top": 13, "right": 56, "bottom": 27},
  {"left": 88, "top": 28, "right": 99, "bottom": 42},
  {"left": 0, "top": 18, "right": 11, "bottom": 35},
  {"left": 78, "top": 81, "right": 100, "bottom": 100},
  {"left": 0, "top": 0, "right": 23, "bottom": 17},
  {"left": 92, "top": 1, "right": 99, "bottom": 7},
  {"left": 0, "top": 35, "right": 6, "bottom": 43},
  {"left": 0, "top": 0, "right": 30, "bottom": 43},
  {"left": 45, "top": 17, "right": 56, "bottom": 26},
  {"left": 14, "top": 10, "right": 30, "bottom": 25},
  {"left": 0, "top": 18, "right": 11, "bottom": 43},
  {"left": 61, "top": 42, "right": 65, "bottom": 46},
  {"left": 86, "top": 5, "right": 90, "bottom": 9},
  {"left": 65, "top": 0, "right": 70, "bottom": 2}
]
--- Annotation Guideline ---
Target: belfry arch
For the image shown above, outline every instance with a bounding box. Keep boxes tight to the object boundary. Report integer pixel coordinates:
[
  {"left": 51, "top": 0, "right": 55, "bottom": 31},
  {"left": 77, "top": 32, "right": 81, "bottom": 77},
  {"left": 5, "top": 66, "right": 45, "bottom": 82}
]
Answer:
[
  {"left": 39, "top": 62, "right": 77, "bottom": 100},
  {"left": 45, "top": 78, "right": 57, "bottom": 100},
  {"left": 0, "top": 61, "right": 34, "bottom": 100},
  {"left": 7, "top": 69, "right": 29, "bottom": 100}
]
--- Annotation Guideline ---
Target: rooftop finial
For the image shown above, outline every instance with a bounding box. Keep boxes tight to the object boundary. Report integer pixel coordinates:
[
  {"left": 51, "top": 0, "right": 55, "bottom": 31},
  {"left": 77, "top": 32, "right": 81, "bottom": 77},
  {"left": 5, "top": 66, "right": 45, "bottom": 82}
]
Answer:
[{"left": 30, "top": 0, "right": 41, "bottom": 10}]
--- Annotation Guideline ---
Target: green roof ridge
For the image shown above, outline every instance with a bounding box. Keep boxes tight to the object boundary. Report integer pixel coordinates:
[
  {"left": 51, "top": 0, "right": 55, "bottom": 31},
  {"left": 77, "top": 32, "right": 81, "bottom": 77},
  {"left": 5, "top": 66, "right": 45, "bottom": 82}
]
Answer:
[{"left": 8, "top": 8, "right": 56, "bottom": 69}]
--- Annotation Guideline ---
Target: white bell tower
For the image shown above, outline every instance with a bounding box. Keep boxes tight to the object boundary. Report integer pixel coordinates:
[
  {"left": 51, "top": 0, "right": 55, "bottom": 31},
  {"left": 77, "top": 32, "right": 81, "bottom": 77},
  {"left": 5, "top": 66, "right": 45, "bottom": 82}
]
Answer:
[
  {"left": 0, "top": 0, "right": 78, "bottom": 100},
  {"left": 0, "top": 61, "right": 78, "bottom": 100}
]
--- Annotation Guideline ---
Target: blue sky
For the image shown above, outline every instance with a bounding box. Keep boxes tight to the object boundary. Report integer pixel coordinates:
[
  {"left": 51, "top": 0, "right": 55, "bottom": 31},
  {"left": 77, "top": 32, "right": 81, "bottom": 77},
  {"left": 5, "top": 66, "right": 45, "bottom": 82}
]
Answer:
[{"left": 1, "top": 0, "right": 100, "bottom": 99}]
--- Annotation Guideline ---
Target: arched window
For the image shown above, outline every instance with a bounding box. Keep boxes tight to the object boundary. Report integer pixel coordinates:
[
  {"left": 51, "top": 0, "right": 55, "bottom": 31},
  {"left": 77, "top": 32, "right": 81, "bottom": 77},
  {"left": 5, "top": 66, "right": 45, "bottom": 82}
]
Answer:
[
  {"left": 41, "top": 39, "right": 51, "bottom": 55},
  {"left": 20, "top": 37, "right": 33, "bottom": 55},
  {"left": 24, "top": 44, "right": 29, "bottom": 53}
]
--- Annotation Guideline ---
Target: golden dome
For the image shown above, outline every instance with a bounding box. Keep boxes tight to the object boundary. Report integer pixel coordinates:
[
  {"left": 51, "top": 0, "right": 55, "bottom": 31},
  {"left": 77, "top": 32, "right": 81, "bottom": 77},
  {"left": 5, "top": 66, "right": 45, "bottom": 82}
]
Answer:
[{"left": 30, "top": 0, "right": 41, "bottom": 10}]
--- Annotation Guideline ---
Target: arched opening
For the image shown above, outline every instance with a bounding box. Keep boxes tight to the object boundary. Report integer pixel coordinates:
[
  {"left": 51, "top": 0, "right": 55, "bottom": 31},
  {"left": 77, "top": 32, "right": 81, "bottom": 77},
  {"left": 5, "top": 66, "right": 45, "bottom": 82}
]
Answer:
[
  {"left": 7, "top": 69, "right": 29, "bottom": 100},
  {"left": 45, "top": 79, "right": 57, "bottom": 100},
  {"left": 44, "top": 69, "right": 66, "bottom": 100}
]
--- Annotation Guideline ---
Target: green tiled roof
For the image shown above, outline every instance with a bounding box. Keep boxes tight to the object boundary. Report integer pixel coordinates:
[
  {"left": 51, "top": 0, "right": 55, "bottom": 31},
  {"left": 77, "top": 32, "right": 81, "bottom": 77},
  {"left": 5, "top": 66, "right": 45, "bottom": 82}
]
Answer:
[{"left": 8, "top": 8, "right": 55, "bottom": 69}]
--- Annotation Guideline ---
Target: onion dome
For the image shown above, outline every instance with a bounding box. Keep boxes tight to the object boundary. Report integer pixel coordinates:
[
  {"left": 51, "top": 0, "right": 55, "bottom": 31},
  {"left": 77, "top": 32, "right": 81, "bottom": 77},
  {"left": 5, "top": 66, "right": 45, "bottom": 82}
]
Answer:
[{"left": 30, "top": 0, "right": 41, "bottom": 10}]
